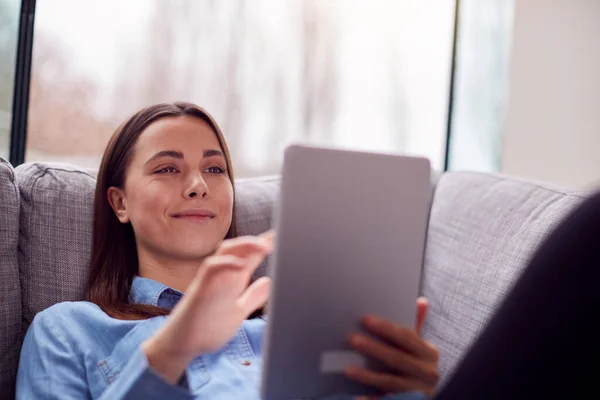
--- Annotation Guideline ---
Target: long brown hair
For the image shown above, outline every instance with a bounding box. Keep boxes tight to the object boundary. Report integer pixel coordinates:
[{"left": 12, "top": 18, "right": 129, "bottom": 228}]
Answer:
[{"left": 86, "top": 102, "right": 237, "bottom": 320}]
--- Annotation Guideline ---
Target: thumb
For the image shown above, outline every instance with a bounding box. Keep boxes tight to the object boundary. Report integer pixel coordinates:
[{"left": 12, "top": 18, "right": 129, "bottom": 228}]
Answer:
[
  {"left": 237, "top": 277, "right": 272, "bottom": 316},
  {"left": 415, "top": 297, "right": 429, "bottom": 335}
]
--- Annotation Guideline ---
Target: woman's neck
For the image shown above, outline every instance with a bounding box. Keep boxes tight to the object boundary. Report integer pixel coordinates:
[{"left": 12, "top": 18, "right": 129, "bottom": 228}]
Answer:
[{"left": 136, "top": 249, "right": 206, "bottom": 293}]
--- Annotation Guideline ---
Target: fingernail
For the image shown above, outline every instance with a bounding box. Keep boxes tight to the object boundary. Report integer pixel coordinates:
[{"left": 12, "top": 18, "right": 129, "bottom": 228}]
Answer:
[
  {"left": 350, "top": 334, "right": 365, "bottom": 347},
  {"left": 259, "top": 237, "right": 273, "bottom": 249}
]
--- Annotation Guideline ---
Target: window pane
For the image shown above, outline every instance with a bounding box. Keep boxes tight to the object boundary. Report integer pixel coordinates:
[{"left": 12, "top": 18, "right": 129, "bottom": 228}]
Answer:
[
  {"left": 0, "top": 0, "right": 19, "bottom": 159},
  {"left": 28, "top": 0, "right": 455, "bottom": 176},
  {"left": 448, "top": 0, "right": 515, "bottom": 172}
]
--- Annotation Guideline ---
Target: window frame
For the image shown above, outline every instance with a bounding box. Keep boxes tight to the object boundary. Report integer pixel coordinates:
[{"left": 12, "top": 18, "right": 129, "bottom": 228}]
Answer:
[{"left": 9, "top": 0, "right": 35, "bottom": 166}]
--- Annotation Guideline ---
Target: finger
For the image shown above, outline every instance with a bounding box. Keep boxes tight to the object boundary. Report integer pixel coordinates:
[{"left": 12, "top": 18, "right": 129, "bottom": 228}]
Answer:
[
  {"left": 203, "top": 251, "right": 268, "bottom": 289},
  {"left": 259, "top": 229, "right": 276, "bottom": 243},
  {"left": 203, "top": 254, "right": 246, "bottom": 271},
  {"left": 198, "top": 255, "right": 253, "bottom": 295},
  {"left": 362, "top": 316, "right": 438, "bottom": 361},
  {"left": 202, "top": 253, "right": 262, "bottom": 280},
  {"left": 415, "top": 297, "right": 428, "bottom": 335},
  {"left": 237, "top": 276, "right": 272, "bottom": 316},
  {"left": 215, "top": 235, "right": 273, "bottom": 257},
  {"left": 348, "top": 334, "right": 437, "bottom": 383},
  {"left": 217, "top": 235, "right": 272, "bottom": 255},
  {"left": 258, "top": 230, "right": 276, "bottom": 253},
  {"left": 345, "top": 366, "right": 415, "bottom": 394}
]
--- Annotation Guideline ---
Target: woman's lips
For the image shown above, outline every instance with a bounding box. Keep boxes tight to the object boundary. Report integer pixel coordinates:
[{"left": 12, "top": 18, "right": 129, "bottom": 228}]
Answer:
[
  {"left": 171, "top": 209, "right": 216, "bottom": 222},
  {"left": 176, "top": 215, "right": 213, "bottom": 222}
]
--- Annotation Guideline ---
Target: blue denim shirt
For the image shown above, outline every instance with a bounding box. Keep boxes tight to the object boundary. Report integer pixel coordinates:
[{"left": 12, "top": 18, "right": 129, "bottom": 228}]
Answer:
[{"left": 17, "top": 277, "right": 427, "bottom": 400}]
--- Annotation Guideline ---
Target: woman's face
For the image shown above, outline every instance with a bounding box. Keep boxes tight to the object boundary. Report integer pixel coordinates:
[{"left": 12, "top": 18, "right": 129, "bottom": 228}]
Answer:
[{"left": 109, "top": 115, "right": 233, "bottom": 261}]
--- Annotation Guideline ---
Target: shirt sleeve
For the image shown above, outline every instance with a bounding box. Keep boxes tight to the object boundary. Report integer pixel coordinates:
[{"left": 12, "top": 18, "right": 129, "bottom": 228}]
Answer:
[{"left": 16, "top": 312, "right": 194, "bottom": 400}]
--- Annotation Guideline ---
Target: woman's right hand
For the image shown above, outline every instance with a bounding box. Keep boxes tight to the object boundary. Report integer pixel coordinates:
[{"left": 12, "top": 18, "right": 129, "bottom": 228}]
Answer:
[{"left": 142, "top": 231, "right": 274, "bottom": 383}]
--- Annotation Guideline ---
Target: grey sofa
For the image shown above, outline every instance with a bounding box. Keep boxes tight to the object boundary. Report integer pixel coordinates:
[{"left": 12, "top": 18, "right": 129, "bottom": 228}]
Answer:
[{"left": 0, "top": 157, "right": 587, "bottom": 399}]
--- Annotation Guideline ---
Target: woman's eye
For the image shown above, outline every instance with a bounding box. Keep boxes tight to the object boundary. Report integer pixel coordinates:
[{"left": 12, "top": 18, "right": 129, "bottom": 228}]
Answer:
[
  {"left": 155, "top": 166, "right": 178, "bottom": 174},
  {"left": 205, "top": 166, "right": 226, "bottom": 174}
]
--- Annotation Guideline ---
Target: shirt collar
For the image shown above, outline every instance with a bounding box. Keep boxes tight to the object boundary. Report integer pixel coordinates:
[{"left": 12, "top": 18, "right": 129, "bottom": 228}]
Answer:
[{"left": 129, "top": 276, "right": 183, "bottom": 307}]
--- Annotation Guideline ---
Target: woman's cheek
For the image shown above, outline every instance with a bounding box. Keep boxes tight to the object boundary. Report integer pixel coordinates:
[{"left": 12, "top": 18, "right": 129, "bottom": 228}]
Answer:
[
  {"left": 129, "top": 186, "right": 170, "bottom": 228},
  {"left": 220, "top": 186, "right": 234, "bottom": 222}
]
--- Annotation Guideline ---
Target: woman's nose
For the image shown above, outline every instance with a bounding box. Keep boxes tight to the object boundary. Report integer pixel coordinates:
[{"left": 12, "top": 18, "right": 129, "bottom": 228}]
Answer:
[
  {"left": 187, "top": 190, "right": 207, "bottom": 199},
  {"left": 185, "top": 177, "right": 208, "bottom": 199}
]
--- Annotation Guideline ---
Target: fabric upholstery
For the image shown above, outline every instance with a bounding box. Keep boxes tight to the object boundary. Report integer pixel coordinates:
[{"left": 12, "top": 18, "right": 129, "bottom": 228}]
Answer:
[
  {"left": 420, "top": 171, "right": 586, "bottom": 386},
  {"left": 14, "top": 163, "right": 280, "bottom": 336},
  {"left": 234, "top": 176, "right": 280, "bottom": 279},
  {"left": 0, "top": 158, "right": 21, "bottom": 399},
  {"left": 16, "top": 163, "right": 97, "bottom": 336}
]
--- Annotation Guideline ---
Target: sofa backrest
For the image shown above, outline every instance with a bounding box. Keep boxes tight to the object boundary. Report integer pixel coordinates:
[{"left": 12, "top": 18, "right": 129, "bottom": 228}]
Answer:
[
  {"left": 421, "top": 171, "right": 586, "bottom": 386},
  {"left": 0, "top": 158, "right": 21, "bottom": 399}
]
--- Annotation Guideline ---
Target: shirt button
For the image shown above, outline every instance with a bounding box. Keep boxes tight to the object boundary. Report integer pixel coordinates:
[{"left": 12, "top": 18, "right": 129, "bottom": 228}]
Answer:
[{"left": 241, "top": 360, "right": 252, "bottom": 366}]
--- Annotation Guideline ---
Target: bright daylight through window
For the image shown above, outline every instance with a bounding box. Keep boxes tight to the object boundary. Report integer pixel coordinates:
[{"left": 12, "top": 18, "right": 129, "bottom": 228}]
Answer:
[{"left": 25, "top": 0, "right": 456, "bottom": 177}]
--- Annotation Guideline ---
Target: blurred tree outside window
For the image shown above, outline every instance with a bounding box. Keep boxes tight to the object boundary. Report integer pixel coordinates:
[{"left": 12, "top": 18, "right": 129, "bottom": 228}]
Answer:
[
  {"left": 0, "top": 0, "right": 19, "bottom": 159},
  {"left": 26, "top": 0, "right": 456, "bottom": 177}
]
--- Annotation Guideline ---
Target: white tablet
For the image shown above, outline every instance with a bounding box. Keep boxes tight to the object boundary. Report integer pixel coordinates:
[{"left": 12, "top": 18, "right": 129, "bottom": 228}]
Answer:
[{"left": 261, "top": 144, "right": 432, "bottom": 400}]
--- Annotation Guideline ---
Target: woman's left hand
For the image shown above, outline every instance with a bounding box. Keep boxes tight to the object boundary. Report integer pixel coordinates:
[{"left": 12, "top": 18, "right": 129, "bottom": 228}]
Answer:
[{"left": 346, "top": 297, "right": 440, "bottom": 398}]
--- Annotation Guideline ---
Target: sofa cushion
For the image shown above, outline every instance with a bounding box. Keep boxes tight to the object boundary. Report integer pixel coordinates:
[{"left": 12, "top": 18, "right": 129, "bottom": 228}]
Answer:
[
  {"left": 0, "top": 158, "right": 21, "bottom": 399},
  {"left": 16, "top": 163, "right": 96, "bottom": 336},
  {"left": 420, "top": 171, "right": 586, "bottom": 386},
  {"left": 15, "top": 162, "right": 279, "bottom": 335}
]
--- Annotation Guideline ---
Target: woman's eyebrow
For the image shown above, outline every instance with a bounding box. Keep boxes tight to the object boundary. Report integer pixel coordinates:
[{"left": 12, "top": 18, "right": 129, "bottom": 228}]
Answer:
[
  {"left": 203, "top": 149, "right": 224, "bottom": 158},
  {"left": 145, "top": 149, "right": 223, "bottom": 165},
  {"left": 145, "top": 150, "right": 184, "bottom": 165}
]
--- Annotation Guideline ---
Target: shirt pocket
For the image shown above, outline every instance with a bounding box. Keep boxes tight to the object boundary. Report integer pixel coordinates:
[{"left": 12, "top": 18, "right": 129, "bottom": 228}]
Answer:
[
  {"left": 96, "top": 318, "right": 211, "bottom": 390},
  {"left": 187, "top": 356, "right": 211, "bottom": 392}
]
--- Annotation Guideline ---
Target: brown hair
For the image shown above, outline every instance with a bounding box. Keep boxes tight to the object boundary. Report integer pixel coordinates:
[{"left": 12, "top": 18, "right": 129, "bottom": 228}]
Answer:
[{"left": 86, "top": 102, "right": 237, "bottom": 320}]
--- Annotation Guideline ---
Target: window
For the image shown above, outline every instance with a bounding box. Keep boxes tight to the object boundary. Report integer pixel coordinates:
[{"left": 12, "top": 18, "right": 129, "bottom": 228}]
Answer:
[
  {"left": 27, "top": 0, "right": 456, "bottom": 177},
  {"left": 0, "top": 0, "right": 19, "bottom": 159},
  {"left": 447, "top": 0, "right": 515, "bottom": 172}
]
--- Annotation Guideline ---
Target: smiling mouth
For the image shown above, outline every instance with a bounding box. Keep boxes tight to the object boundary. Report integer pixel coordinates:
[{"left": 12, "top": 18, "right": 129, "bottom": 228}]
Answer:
[
  {"left": 171, "top": 209, "right": 217, "bottom": 222},
  {"left": 175, "top": 215, "right": 213, "bottom": 220},
  {"left": 172, "top": 215, "right": 216, "bottom": 225}
]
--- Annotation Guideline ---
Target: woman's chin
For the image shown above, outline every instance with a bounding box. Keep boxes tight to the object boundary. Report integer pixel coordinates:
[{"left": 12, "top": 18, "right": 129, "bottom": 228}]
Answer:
[
  {"left": 170, "top": 242, "right": 219, "bottom": 261},
  {"left": 161, "top": 231, "right": 226, "bottom": 260}
]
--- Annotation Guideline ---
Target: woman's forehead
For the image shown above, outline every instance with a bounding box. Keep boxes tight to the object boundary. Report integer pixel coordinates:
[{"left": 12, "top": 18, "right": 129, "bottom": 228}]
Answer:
[{"left": 135, "top": 116, "right": 222, "bottom": 156}]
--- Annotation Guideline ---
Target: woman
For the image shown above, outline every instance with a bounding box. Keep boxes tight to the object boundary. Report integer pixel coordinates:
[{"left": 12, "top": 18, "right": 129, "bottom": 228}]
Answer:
[{"left": 16, "top": 102, "right": 439, "bottom": 399}]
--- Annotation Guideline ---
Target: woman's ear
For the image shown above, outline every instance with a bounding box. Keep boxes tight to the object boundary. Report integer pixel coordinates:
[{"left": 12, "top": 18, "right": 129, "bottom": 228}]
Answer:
[{"left": 107, "top": 187, "right": 130, "bottom": 223}]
